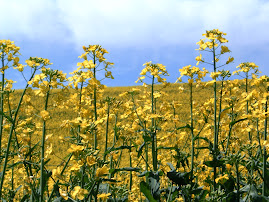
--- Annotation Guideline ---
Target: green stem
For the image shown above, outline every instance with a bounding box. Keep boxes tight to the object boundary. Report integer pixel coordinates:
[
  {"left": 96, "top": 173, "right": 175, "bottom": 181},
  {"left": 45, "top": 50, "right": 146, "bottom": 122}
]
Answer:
[
  {"left": 246, "top": 74, "right": 252, "bottom": 143},
  {"left": 104, "top": 98, "right": 110, "bottom": 161},
  {"left": 235, "top": 161, "right": 240, "bottom": 202},
  {"left": 129, "top": 139, "right": 132, "bottom": 191},
  {"left": 262, "top": 96, "right": 268, "bottom": 196},
  {"left": 77, "top": 80, "right": 84, "bottom": 144},
  {"left": 151, "top": 76, "right": 157, "bottom": 171},
  {"left": 212, "top": 41, "right": 217, "bottom": 191},
  {"left": 190, "top": 81, "right": 194, "bottom": 188},
  {"left": 40, "top": 86, "right": 51, "bottom": 202},
  {"left": 0, "top": 67, "right": 37, "bottom": 198},
  {"left": 217, "top": 80, "right": 224, "bottom": 143},
  {"left": 0, "top": 52, "right": 5, "bottom": 158},
  {"left": 93, "top": 54, "right": 98, "bottom": 150}
]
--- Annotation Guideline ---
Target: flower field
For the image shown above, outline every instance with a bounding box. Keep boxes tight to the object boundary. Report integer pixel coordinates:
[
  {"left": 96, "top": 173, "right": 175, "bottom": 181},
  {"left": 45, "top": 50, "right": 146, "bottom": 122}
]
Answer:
[{"left": 0, "top": 29, "right": 268, "bottom": 201}]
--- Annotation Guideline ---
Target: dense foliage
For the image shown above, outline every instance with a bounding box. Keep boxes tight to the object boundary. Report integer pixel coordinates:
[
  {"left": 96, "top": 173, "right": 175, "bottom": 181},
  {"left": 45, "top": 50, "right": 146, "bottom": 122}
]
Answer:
[{"left": 0, "top": 29, "right": 268, "bottom": 201}]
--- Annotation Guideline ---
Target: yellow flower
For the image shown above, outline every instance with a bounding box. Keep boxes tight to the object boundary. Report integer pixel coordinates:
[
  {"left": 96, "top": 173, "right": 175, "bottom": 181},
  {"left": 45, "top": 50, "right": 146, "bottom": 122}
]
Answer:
[
  {"left": 86, "top": 156, "right": 97, "bottom": 167},
  {"left": 59, "top": 188, "right": 68, "bottom": 200},
  {"left": 195, "top": 54, "right": 203, "bottom": 65},
  {"left": 226, "top": 164, "right": 232, "bottom": 171},
  {"left": 67, "top": 144, "right": 85, "bottom": 153},
  {"left": 97, "top": 193, "right": 111, "bottom": 201},
  {"left": 226, "top": 56, "right": 234, "bottom": 64},
  {"left": 96, "top": 165, "right": 109, "bottom": 177},
  {"left": 215, "top": 174, "right": 229, "bottom": 184},
  {"left": 40, "top": 110, "right": 50, "bottom": 121},
  {"left": 71, "top": 186, "right": 88, "bottom": 200},
  {"left": 221, "top": 45, "right": 230, "bottom": 54},
  {"left": 210, "top": 71, "right": 221, "bottom": 80}
]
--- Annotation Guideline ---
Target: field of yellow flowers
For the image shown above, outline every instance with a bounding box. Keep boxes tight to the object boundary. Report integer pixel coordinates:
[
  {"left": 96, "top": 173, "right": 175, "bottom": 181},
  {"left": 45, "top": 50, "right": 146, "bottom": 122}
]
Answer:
[{"left": 0, "top": 29, "right": 268, "bottom": 201}]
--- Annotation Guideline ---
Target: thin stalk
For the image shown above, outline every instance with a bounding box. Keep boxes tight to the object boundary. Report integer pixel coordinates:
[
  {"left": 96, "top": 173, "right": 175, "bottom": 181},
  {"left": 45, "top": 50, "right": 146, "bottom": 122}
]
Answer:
[
  {"left": 167, "top": 182, "right": 173, "bottom": 202},
  {"left": 107, "top": 114, "right": 118, "bottom": 193},
  {"left": 246, "top": 73, "right": 252, "bottom": 143},
  {"left": 216, "top": 80, "right": 224, "bottom": 142},
  {"left": 235, "top": 161, "right": 240, "bottom": 202},
  {"left": 94, "top": 181, "right": 100, "bottom": 202},
  {"left": 151, "top": 76, "right": 157, "bottom": 171},
  {"left": 40, "top": 86, "right": 51, "bottom": 202},
  {"left": 262, "top": 96, "right": 268, "bottom": 196},
  {"left": 225, "top": 124, "right": 234, "bottom": 156},
  {"left": 93, "top": 54, "right": 98, "bottom": 150},
  {"left": 104, "top": 98, "right": 110, "bottom": 161},
  {"left": 129, "top": 139, "right": 132, "bottom": 191},
  {"left": 190, "top": 81, "right": 194, "bottom": 188},
  {"left": 77, "top": 80, "right": 84, "bottom": 144},
  {"left": 11, "top": 159, "right": 14, "bottom": 191},
  {"left": 0, "top": 53, "right": 5, "bottom": 158},
  {"left": 0, "top": 67, "right": 38, "bottom": 198},
  {"left": 213, "top": 40, "right": 218, "bottom": 191},
  {"left": 256, "top": 118, "right": 262, "bottom": 154}
]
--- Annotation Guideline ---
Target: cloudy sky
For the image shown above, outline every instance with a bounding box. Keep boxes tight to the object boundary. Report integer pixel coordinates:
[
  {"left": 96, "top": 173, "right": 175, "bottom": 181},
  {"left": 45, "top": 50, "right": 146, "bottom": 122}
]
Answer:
[{"left": 1, "top": 0, "right": 269, "bottom": 88}]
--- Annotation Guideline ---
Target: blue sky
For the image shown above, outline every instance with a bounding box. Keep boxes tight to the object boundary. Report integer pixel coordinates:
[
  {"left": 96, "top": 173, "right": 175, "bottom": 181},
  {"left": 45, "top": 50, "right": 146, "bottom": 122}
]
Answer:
[{"left": 1, "top": 0, "right": 269, "bottom": 88}]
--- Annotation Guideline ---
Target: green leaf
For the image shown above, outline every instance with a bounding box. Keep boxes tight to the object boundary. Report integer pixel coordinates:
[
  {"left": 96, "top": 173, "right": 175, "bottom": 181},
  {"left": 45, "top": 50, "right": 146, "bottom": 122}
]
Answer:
[
  {"left": 7, "top": 160, "right": 23, "bottom": 169},
  {"left": 195, "top": 146, "right": 209, "bottom": 150},
  {"left": 148, "top": 172, "right": 160, "bottom": 201},
  {"left": 229, "top": 118, "right": 247, "bottom": 127},
  {"left": 105, "top": 145, "right": 133, "bottom": 156},
  {"left": 24, "top": 141, "right": 40, "bottom": 158},
  {"left": 167, "top": 170, "right": 190, "bottom": 186},
  {"left": 109, "top": 167, "right": 140, "bottom": 175},
  {"left": 138, "top": 170, "right": 150, "bottom": 177},
  {"left": 204, "top": 159, "right": 224, "bottom": 167},
  {"left": 220, "top": 106, "right": 232, "bottom": 114},
  {"left": 138, "top": 142, "right": 145, "bottom": 158},
  {"left": 140, "top": 181, "right": 157, "bottom": 202},
  {"left": 243, "top": 184, "right": 269, "bottom": 202},
  {"left": 176, "top": 124, "right": 191, "bottom": 131}
]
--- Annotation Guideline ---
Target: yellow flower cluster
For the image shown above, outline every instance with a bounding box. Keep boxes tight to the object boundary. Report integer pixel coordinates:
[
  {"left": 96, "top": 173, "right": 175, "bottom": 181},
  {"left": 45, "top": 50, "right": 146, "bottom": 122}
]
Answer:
[
  {"left": 136, "top": 61, "right": 169, "bottom": 85},
  {"left": 176, "top": 65, "right": 208, "bottom": 84}
]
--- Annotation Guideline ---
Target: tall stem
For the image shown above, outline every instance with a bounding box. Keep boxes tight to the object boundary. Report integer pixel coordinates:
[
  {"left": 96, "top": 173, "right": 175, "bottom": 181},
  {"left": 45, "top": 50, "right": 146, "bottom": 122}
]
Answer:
[
  {"left": 212, "top": 41, "right": 217, "bottom": 191},
  {"left": 40, "top": 86, "right": 50, "bottom": 202},
  {"left": 129, "top": 139, "right": 133, "bottom": 191},
  {"left": 235, "top": 161, "right": 240, "bottom": 202},
  {"left": 190, "top": 82, "right": 194, "bottom": 187},
  {"left": 151, "top": 76, "right": 157, "bottom": 171},
  {"left": 93, "top": 54, "right": 98, "bottom": 150},
  {"left": 0, "top": 67, "right": 37, "bottom": 198},
  {"left": 77, "top": 80, "right": 84, "bottom": 144},
  {"left": 262, "top": 96, "right": 268, "bottom": 196},
  {"left": 104, "top": 98, "right": 110, "bottom": 160},
  {"left": 246, "top": 73, "right": 252, "bottom": 143},
  {"left": 0, "top": 53, "right": 5, "bottom": 158}
]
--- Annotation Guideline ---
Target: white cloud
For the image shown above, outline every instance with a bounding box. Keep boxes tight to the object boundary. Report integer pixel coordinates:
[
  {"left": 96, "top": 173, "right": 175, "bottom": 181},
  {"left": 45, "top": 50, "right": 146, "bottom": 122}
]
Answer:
[
  {"left": 1, "top": 0, "right": 269, "bottom": 50},
  {"left": 0, "top": 0, "right": 70, "bottom": 43}
]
